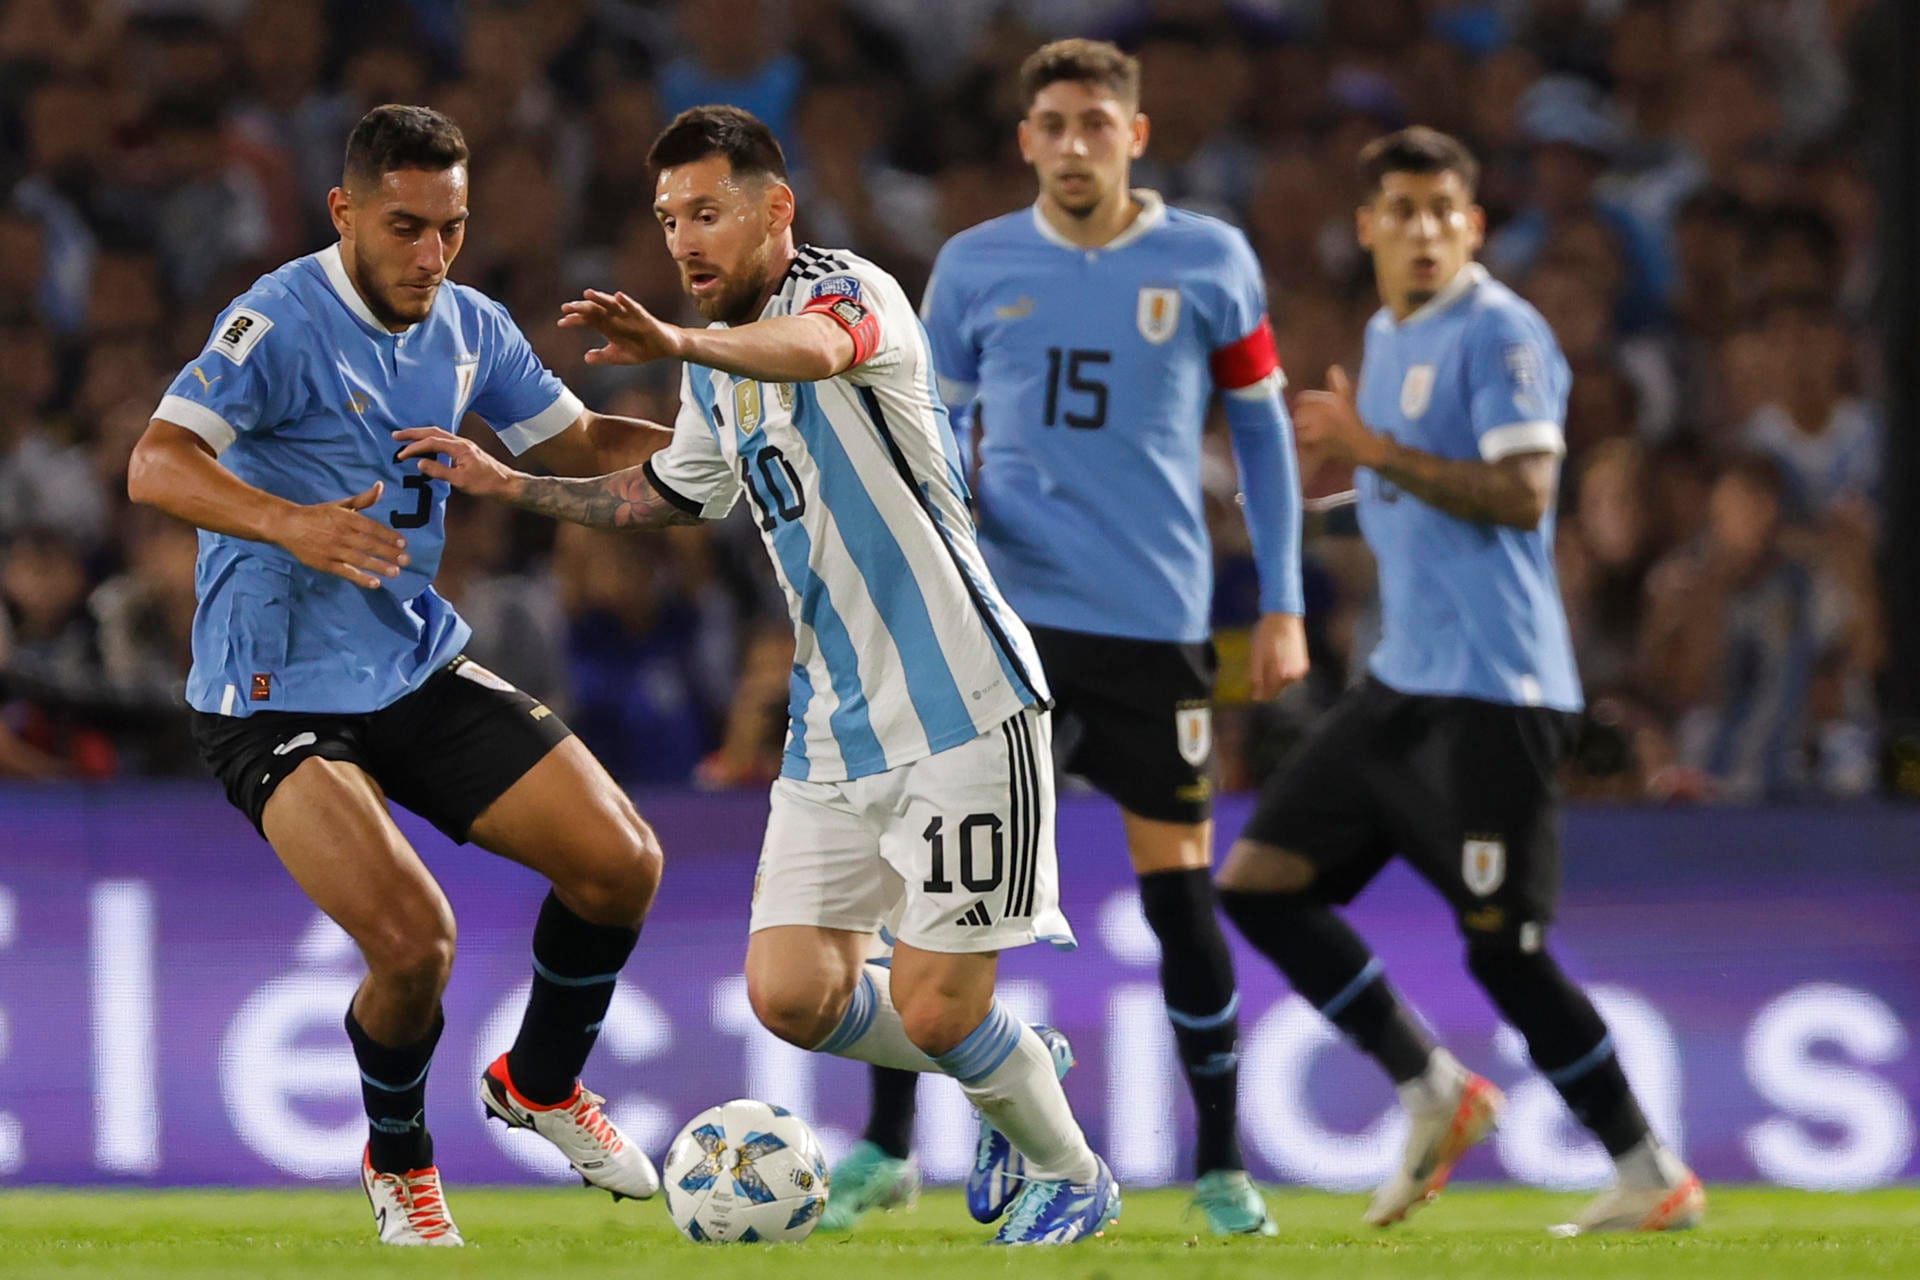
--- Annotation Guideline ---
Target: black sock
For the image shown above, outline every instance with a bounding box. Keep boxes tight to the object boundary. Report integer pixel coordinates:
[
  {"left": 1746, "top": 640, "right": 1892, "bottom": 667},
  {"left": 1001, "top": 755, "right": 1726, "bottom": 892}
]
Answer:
[
  {"left": 505, "top": 890, "right": 641, "bottom": 1105},
  {"left": 1218, "top": 887, "right": 1436, "bottom": 1084},
  {"left": 1465, "top": 941, "right": 1651, "bottom": 1156},
  {"left": 1140, "top": 868, "right": 1243, "bottom": 1175},
  {"left": 863, "top": 1064, "right": 919, "bottom": 1160},
  {"left": 347, "top": 1005, "right": 443, "bottom": 1174}
]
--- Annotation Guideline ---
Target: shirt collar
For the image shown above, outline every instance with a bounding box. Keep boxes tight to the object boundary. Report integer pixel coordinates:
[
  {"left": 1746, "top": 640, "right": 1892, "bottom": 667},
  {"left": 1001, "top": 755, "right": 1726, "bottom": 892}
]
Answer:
[
  {"left": 1396, "top": 262, "right": 1488, "bottom": 328},
  {"left": 319, "top": 242, "right": 397, "bottom": 334},
  {"left": 1030, "top": 189, "right": 1167, "bottom": 252}
]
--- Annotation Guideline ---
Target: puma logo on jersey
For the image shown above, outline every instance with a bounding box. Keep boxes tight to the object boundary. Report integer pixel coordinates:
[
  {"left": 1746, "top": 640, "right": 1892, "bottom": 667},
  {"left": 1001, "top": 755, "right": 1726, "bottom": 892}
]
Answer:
[
  {"left": 190, "top": 366, "right": 221, "bottom": 391},
  {"left": 346, "top": 390, "right": 371, "bottom": 414},
  {"left": 995, "top": 296, "right": 1035, "bottom": 320}
]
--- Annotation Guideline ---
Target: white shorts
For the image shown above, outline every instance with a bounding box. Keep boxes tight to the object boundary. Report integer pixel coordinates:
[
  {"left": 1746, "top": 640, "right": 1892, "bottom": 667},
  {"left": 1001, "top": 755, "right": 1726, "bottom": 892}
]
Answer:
[{"left": 748, "top": 707, "right": 1075, "bottom": 954}]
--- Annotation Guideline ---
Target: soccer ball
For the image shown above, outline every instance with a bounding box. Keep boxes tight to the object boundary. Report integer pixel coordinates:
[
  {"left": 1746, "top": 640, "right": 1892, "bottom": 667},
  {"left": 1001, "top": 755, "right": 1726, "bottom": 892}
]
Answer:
[{"left": 661, "top": 1099, "right": 830, "bottom": 1243}]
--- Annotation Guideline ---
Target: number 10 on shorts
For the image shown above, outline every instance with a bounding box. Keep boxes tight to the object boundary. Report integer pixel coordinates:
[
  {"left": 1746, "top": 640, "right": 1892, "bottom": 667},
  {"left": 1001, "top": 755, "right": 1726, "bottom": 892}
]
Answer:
[{"left": 921, "top": 814, "right": 1004, "bottom": 895}]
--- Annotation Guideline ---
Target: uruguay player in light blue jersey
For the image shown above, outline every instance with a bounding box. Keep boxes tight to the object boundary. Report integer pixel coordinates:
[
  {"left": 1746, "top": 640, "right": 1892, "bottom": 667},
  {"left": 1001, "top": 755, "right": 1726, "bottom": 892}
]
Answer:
[
  {"left": 128, "top": 106, "right": 673, "bottom": 1244},
  {"left": 407, "top": 105, "right": 1118, "bottom": 1246},
  {"left": 833, "top": 38, "right": 1305, "bottom": 1238},
  {"left": 1217, "top": 128, "right": 1702, "bottom": 1236}
]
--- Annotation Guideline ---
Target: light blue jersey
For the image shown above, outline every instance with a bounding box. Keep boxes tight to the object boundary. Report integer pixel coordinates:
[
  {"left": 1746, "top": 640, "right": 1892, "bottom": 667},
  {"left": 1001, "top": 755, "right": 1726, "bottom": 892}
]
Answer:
[
  {"left": 155, "top": 244, "right": 583, "bottom": 716},
  {"left": 1354, "top": 264, "right": 1582, "bottom": 711},
  {"left": 921, "top": 191, "right": 1302, "bottom": 644},
  {"left": 646, "top": 247, "right": 1048, "bottom": 783}
]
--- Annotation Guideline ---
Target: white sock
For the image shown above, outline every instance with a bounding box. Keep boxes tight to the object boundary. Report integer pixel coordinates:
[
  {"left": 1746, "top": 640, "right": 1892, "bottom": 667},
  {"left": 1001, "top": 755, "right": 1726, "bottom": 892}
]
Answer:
[
  {"left": 1614, "top": 1134, "right": 1688, "bottom": 1189},
  {"left": 812, "top": 967, "right": 1100, "bottom": 1185},
  {"left": 935, "top": 1005, "right": 1099, "bottom": 1184},
  {"left": 1396, "top": 1046, "right": 1468, "bottom": 1115},
  {"left": 810, "top": 963, "right": 938, "bottom": 1072}
]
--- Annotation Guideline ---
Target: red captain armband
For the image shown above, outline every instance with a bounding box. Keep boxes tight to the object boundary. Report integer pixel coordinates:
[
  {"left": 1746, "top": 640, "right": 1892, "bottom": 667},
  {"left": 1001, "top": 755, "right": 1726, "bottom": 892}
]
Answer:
[
  {"left": 802, "top": 294, "right": 883, "bottom": 368},
  {"left": 1210, "top": 315, "right": 1281, "bottom": 391}
]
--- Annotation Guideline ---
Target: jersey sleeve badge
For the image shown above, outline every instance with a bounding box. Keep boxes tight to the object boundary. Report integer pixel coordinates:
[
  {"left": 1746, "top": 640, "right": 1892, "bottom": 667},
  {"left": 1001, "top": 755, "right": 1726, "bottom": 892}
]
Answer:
[{"left": 209, "top": 306, "right": 273, "bottom": 365}]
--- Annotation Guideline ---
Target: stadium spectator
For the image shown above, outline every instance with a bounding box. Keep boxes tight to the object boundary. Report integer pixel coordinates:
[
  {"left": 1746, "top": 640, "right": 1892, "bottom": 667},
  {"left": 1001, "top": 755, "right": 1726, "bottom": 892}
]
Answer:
[{"left": 0, "top": 0, "right": 1890, "bottom": 801}]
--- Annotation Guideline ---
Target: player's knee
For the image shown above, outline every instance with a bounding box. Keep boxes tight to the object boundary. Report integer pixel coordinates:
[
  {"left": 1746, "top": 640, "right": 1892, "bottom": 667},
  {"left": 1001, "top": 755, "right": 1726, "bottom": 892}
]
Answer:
[
  {"left": 1216, "top": 840, "right": 1318, "bottom": 894},
  {"left": 747, "top": 968, "right": 853, "bottom": 1049},
  {"left": 359, "top": 913, "right": 456, "bottom": 994},
  {"left": 1461, "top": 920, "right": 1546, "bottom": 995},
  {"left": 895, "top": 990, "right": 984, "bottom": 1059},
  {"left": 568, "top": 823, "right": 665, "bottom": 928}
]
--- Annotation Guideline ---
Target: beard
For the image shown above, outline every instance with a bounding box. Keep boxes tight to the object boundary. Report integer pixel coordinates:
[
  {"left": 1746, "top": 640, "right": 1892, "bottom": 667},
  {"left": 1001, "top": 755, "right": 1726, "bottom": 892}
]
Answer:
[
  {"left": 1405, "top": 289, "right": 1437, "bottom": 308},
  {"left": 693, "top": 267, "right": 775, "bottom": 326},
  {"left": 347, "top": 253, "right": 435, "bottom": 330},
  {"left": 1049, "top": 180, "right": 1104, "bottom": 218}
]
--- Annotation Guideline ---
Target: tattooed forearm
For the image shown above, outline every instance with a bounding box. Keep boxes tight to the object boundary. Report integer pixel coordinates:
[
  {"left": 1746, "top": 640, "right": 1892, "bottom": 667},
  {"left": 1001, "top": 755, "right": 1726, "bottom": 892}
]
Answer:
[
  {"left": 508, "top": 467, "right": 699, "bottom": 529},
  {"left": 1370, "top": 442, "right": 1557, "bottom": 529}
]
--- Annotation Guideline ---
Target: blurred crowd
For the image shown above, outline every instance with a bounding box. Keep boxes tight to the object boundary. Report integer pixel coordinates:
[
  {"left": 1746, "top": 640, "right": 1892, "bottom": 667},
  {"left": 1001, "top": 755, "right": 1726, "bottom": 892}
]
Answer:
[{"left": 0, "top": 0, "right": 1894, "bottom": 801}]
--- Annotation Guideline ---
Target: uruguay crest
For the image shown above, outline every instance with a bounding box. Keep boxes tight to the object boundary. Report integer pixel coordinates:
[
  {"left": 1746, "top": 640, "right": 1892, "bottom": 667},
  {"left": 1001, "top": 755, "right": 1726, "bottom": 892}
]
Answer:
[
  {"left": 1137, "top": 287, "right": 1181, "bottom": 344},
  {"left": 1401, "top": 363, "right": 1436, "bottom": 418},
  {"left": 1175, "top": 702, "right": 1212, "bottom": 767},
  {"left": 1462, "top": 837, "right": 1506, "bottom": 897}
]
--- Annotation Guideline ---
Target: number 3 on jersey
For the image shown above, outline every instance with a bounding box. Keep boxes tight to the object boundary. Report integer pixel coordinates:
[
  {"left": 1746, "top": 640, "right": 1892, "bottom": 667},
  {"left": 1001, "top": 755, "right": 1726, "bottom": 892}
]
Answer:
[{"left": 740, "top": 445, "right": 806, "bottom": 531}]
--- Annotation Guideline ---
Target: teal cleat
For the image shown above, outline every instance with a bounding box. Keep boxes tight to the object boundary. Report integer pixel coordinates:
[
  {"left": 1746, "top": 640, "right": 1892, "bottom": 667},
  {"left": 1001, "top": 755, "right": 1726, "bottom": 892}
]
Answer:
[
  {"left": 1194, "top": 1169, "right": 1278, "bottom": 1237},
  {"left": 817, "top": 1140, "right": 921, "bottom": 1234}
]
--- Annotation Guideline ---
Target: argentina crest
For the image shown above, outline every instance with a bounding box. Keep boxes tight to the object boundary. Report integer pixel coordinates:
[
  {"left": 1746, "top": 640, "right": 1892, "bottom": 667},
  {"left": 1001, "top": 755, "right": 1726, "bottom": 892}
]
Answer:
[
  {"left": 1462, "top": 836, "right": 1506, "bottom": 897},
  {"left": 1174, "top": 700, "right": 1212, "bottom": 767},
  {"left": 1136, "top": 286, "right": 1181, "bottom": 344}
]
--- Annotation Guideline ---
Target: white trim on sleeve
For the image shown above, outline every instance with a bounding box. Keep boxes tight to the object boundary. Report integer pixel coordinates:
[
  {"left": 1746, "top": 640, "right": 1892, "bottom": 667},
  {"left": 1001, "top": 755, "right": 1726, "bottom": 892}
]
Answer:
[
  {"left": 494, "top": 388, "right": 586, "bottom": 455},
  {"left": 1478, "top": 420, "right": 1566, "bottom": 462},
  {"left": 1225, "top": 369, "right": 1287, "bottom": 401},
  {"left": 156, "top": 394, "right": 238, "bottom": 456},
  {"left": 935, "top": 374, "right": 978, "bottom": 407}
]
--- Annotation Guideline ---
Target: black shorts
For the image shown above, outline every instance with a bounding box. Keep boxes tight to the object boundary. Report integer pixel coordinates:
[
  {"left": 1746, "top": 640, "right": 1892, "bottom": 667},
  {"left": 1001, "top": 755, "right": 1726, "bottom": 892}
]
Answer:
[
  {"left": 1241, "top": 678, "right": 1575, "bottom": 937},
  {"left": 1032, "top": 625, "right": 1217, "bottom": 825},
  {"left": 191, "top": 654, "right": 574, "bottom": 842}
]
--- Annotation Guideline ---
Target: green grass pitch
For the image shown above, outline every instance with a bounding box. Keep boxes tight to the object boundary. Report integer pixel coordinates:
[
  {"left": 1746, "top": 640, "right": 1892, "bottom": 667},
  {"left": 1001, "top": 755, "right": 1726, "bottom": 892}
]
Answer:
[{"left": 1, "top": 1186, "right": 1913, "bottom": 1279}]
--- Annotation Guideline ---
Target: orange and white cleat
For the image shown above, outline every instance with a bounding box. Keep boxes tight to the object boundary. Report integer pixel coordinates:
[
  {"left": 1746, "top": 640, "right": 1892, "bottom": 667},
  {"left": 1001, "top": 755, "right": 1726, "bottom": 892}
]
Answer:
[
  {"left": 480, "top": 1053, "right": 660, "bottom": 1202},
  {"left": 1552, "top": 1171, "right": 1706, "bottom": 1236},
  {"left": 360, "top": 1146, "right": 464, "bottom": 1246},
  {"left": 1364, "top": 1054, "right": 1504, "bottom": 1227}
]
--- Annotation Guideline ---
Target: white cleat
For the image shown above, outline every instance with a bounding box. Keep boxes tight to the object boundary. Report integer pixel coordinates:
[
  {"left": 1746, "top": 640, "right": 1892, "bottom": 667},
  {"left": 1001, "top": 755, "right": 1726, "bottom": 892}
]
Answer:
[
  {"left": 1363, "top": 1068, "right": 1504, "bottom": 1227},
  {"left": 360, "top": 1147, "right": 464, "bottom": 1246},
  {"left": 481, "top": 1053, "right": 660, "bottom": 1201},
  {"left": 1550, "top": 1172, "right": 1706, "bottom": 1237}
]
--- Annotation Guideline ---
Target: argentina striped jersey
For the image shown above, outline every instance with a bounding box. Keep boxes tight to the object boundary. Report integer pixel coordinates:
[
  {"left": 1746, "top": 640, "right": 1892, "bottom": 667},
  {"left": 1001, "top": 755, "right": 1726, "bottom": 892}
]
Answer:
[{"left": 646, "top": 246, "right": 1050, "bottom": 782}]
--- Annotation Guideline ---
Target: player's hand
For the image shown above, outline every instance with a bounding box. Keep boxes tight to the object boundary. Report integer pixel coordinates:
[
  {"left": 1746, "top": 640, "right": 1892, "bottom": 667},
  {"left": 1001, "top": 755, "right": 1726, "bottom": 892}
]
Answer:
[
  {"left": 558, "top": 289, "right": 686, "bottom": 366},
  {"left": 275, "top": 482, "right": 410, "bottom": 590},
  {"left": 393, "top": 426, "right": 523, "bottom": 501},
  {"left": 1248, "top": 612, "right": 1310, "bottom": 701},
  {"left": 1293, "top": 366, "right": 1386, "bottom": 471}
]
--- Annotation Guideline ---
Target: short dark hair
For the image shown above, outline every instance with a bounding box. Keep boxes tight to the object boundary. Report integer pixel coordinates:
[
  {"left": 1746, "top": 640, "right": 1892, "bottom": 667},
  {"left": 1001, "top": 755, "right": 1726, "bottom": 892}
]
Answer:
[
  {"left": 1019, "top": 38, "right": 1141, "bottom": 110},
  {"left": 647, "top": 105, "right": 787, "bottom": 180},
  {"left": 1358, "top": 126, "right": 1479, "bottom": 198},
  {"left": 342, "top": 104, "right": 468, "bottom": 191}
]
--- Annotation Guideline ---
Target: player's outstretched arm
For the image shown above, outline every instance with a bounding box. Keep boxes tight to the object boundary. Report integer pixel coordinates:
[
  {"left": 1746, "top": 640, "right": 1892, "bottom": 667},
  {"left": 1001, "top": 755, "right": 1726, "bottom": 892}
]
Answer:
[
  {"left": 559, "top": 289, "right": 857, "bottom": 384},
  {"left": 1294, "top": 367, "right": 1555, "bottom": 530},
  {"left": 394, "top": 426, "right": 698, "bottom": 530},
  {"left": 128, "top": 421, "right": 410, "bottom": 589},
  {"left": 524, "top": 409, "right": 676, "bottom": 478}
]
